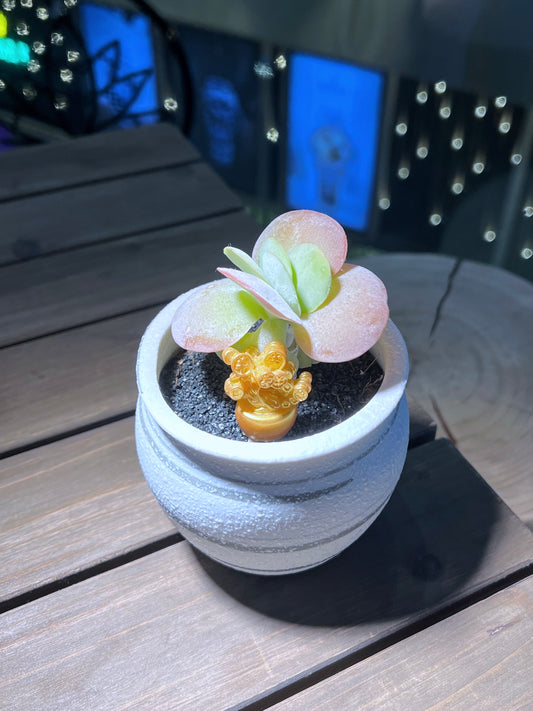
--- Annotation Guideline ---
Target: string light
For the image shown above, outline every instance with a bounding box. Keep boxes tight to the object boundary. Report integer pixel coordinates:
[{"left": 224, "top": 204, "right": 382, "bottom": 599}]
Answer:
[
  {"left": 451, "top": 133, "right": 463, "bottom": 150},
  {"left": 266, "top": 127, "right": 279, "bottom": 142},
  {"left": 35, "top": 7, "right": 49, "bottom": 20},
  {"left": 523, "top": 205, "right": 533, "bottom": 218},
  {"left": 510, "top": 152, "right": 522, "bottom": 165},
  {"left": 483, "top": 229, "right": 496, "bottom": 242},
  {"left": 163, "top": 97, "right": 178, "bottom": 112},
  {"left": 498, "top": 112, "right": 512, "bottom": 134},
  {"left": 520, "top": 246, "right": 532, "bottom": 259},
  {"left": 439, "top": 98, "right": 451, "bottom": 119},
  {"left": 378, "top": 196, "right": 390, "bottom": 210},
  {"left": 472, "top": 153, "right": 485, "bottom": 174},
  {"left": 397, "top": 162, "right": 410, "bottom": 179},
  {"left": 474, "top": 100, "right": 487, "bottom": 118},
  {"left": 416, "top": 84, "right": 428, "bottom": 104},
  {"left": 416, "top": 140, "right": 428, "bottom": 159},
  {"left": 395, "top": 121, "right": 408, "bottom": 136},
  {"left": 274, "top": 54, "right": 287, "bottom": 70},
  {"left": 429, "top": 212, "right": 442, "bottom": 226},
  {"left": 434, "top": 80, "right": 447, "bottom": 94},
  {"left": 451, "top": 178, "right": 464, "bottom": 195}
]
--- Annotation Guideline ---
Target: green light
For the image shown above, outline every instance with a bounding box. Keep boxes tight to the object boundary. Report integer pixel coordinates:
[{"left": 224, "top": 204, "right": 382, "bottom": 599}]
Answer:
[{"left": 0, "top": 36, "right": 30, "bottom": 65}]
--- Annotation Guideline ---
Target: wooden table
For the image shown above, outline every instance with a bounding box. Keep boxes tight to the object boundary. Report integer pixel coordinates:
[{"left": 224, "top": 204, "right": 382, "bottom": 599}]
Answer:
[{"left": 1, "top": 124, "right": 532, "bottom": 710}]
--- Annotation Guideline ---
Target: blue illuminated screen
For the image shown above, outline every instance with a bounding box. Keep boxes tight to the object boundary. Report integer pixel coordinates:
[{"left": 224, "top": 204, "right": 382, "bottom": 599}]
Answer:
[
  {"left": 287, "top": 53, "right": 384, "bottom": 232},
  {"left": 79, "top": 3, "right": 158, "bottom": 127}
]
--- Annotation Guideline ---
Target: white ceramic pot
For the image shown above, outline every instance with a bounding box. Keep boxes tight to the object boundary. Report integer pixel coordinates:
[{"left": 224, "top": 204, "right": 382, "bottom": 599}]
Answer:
[{"left": 135, "top": 293, "right": 409, "bottom": 575}]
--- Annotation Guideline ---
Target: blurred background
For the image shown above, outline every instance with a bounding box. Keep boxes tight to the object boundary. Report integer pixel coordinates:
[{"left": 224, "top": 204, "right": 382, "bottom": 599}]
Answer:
[{"left": 1, "top": 0, "right": 532, "bottom": 281}]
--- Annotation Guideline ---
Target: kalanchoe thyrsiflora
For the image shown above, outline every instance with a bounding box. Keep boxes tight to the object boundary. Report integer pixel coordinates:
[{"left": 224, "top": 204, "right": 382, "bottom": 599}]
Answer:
[{"left": 171, "top": 210, "right": 389, "bottom": 367}]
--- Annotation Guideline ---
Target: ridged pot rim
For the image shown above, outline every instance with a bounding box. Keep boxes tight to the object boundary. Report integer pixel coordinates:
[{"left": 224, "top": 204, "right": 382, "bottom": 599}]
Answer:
[{"left": 136, "top": 292, "right": 409, "bottom": 465}]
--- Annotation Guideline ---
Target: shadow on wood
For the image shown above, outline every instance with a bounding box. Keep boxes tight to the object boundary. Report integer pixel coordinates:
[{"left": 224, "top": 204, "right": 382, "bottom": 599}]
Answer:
[{"left": 192, "top": 440, "right": 508, "bottom": 627}]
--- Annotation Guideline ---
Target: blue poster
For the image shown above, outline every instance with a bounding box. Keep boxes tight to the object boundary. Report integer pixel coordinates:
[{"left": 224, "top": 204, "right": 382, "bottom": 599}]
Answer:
[{"left": 287, "top": 53, "right": 384, "bottom": 232}]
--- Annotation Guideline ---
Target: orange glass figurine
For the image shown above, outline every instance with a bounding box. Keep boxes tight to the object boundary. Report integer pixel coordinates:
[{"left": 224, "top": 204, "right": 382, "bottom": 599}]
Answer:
[{"left": 222, "top": 341, "right": 312, "bottom": 441}]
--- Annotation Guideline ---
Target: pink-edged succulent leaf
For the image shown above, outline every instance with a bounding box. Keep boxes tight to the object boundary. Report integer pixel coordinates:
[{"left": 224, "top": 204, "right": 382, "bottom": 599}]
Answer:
[
  {"left": 171, "top": 279, "right": 266, "bottom": 352},
  {"left": 252, "top": 209, "right": 348, "bottom": 274},
  {"left": 258, "top": 250, "right": 301, "bottom": 316},
  {"left": 292, "top": 263, "right": 389, "bottom": 362},
  {"left": 218, "top": 267, "right": 302, "bottom": 323}
]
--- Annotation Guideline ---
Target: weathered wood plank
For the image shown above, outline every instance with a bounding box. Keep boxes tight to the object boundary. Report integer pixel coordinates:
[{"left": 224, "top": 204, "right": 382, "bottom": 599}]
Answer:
[
  {"left": 0, "top": 307, "right": 157, "bottom": 454},
  {"left": 271, "top": 576, "right": 533, "bottom": 710},
  {"left": 0, "top": 210, "right": 258, "bottom": 347},
  {"left": 0, "top": 161, "right": 241, "bottom": 264},
  {"left": 0, "top": 123, "right": 199, "bottom": 203},
  {"left": 0, "top": 441, "right": 532, "bottom": 710},
  {"left": 0, "top": 418, "right": 175, "bottom": 607},
  {"left": 0, "top": 409, "right": 435, "bottom": 604},
  {"left": 360, "top": 253, "right": 533, "bottom": 529}
]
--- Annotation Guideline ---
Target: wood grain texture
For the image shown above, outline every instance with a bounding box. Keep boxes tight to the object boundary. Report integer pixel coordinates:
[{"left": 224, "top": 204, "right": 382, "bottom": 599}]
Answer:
[
  {"left": 0, "top": 307, "right": 158, "bottom": 454},
  {"left": 271, "top": 575, "right": 533, "bottom": 711},
  {"left": 0, "top": 418, "right": 175, "bottom": 606},
  {"left": 0, "top": 161, "right": 241, "bottom": 264},
  {"left": 360, "top": 253, "right": 533, "bottom": 529},
  {"left": 0, "top": 210, "right": 258, "bottom": 347},
  {"left": 0, "top": 123, "right": 198, "bottom": 203},
  {"left": 1, "top": 440, "right": 532, "bottom": 710},
  {"left": 0, "top": 400, "right": 434, "bottom": 602}
]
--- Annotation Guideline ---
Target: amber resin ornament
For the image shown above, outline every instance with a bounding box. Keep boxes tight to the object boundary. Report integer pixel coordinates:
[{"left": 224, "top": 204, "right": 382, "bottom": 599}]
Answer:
[{"left": 222, "top": 341, "right": 312, "bottom": 441}]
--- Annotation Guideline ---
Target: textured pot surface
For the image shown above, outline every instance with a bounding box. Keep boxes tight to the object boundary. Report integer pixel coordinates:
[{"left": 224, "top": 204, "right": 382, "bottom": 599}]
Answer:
[{"left": 135, "top": 293, "right": 409, "bottom": 575}]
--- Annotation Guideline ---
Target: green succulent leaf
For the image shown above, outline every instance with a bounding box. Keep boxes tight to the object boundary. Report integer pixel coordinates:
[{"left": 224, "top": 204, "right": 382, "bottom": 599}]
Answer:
[
  {"left": 258, "top": 250, "right": 301, "bottom": 317},
  {"left": 223, "top": 246, "right": 265, "bottom": 280},
  {"left": 258, "top": 237, "right": 293, "bottom": 277},
  {"left": 289, "top": 243, "right": 332, "bottom": 314}
]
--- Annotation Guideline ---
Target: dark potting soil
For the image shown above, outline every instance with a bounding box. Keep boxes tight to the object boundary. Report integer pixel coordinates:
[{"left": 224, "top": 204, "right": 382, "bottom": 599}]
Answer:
[{"left": 159, "top": 349, "right": 384, "bottom": 442}]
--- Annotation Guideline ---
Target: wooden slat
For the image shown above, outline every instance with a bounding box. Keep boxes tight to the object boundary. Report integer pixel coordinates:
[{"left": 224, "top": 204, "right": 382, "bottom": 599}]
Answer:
[
  {"left": 0, "top": 210, "right": 258, "bottom": 347},
  {"left": 0, "top": 314, "right": 434, "bottom": 460},
  {"left": 360, "top": 253, "right": 533, "bottom": 529},
  {"left": 0, "top": 441, "right": 532, "bottom": 709},
  {"left": 0, "top": 161, "right": 242, "bottom": 264},
  {"left": 271, "top": 576, "right": 533, "bottom": 710},
  {"left": 0, "top": 123, "right": 199, "bottom": 203},
  {"left": 0, "top": 408, "right": 435, "bottom": 604},
  {"left": 0, "top": 307, "right": 157, "bottom": 454},
  {"left": 0, "top": 418, "right": 175, "bottom": 607}
]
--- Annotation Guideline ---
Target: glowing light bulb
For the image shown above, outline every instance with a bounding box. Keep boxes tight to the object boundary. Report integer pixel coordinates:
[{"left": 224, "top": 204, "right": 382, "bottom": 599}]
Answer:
[
  {"left": 416, "top": 142, "right": 429, "bottom": 159},
  {"left": 472, "top": 154, "right": 485, "bottom": 174},
  {"left": 510, "top": 152, "right": 522, "bottom": 165},
  {"left": 498, "top": 113, "right": 512, "bottom": 134},
  {"left": 67, "top": 50, "right": 80, "bottom": 63},
  {"left": 395, "top": 121, "right": 408, "bottom": 136},
  {"left": 451, "top": 179, "right": 464, "bottom": 195},
  {"left": 451, "top": 134, "right": 463, "bottom": 150},
  {"left": 27, "top": 59, "right": 40, "bottom": 73},
  {"left": 494, "top": 96, "right": 507, "bottom": 108},
  {"left": 0, "top": 79, "right": 5, "bottom": 90},
  {"left": 60, "top": 68, "right": 73, "bottom": 83},
  {"left": 266, "top": 127, "right": 279, "bottom": 142},
  {"left": 22, "top": 84, "right": 36, "bottom": 99},
  {"left": 36, "top": 6, "right": 49, "bottom": 19},
  {"left": 32, "top": 41, "right": 46, "bottom": 55},
  {"left": 16, "top": 21, "right": 29, "bottom": 36},
  {"left": 397, "top": 163, "right": 410, "bottom": 179},
  {"left": 416, "top": 85, "right": 428, "bottom": 104},
  {"left": 274, "top": 54, "right": 287, "bottom": 70},
  {"left": 523, "top": 205, "right": 533, "bottom": 218},
  {"left": 378, "top": 196, "right": 390, "bottom": 210},
  {"left": 483, "top": 230, "right": 496, "bottom": 242},
  {"left": 474, "top": 101, "right": 487, "bottom": 118},
  {"left": 253, "top": 62, "right": 273, "bottom": 79},
  {"left": 51, "top": 32, "right": 64, "bottom": 46},
  {"left": 520, "top": 246, "right": 532, "bottom": 259},
  {"left": 434, "top": 80, "right": 447, "bottom": 94},
  {"left": 163, "top": 97, "right": 178, "bottom": 112},
  {"left": 439, "top": 98, "right": 451, "bottom": 119},
  {"left": 429, "top": 212, "right": 442, "bottom": 226}
]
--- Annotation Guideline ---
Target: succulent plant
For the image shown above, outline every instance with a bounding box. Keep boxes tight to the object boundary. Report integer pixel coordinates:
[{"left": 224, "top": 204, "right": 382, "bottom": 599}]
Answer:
[{"left": 171, "top": 209, "right": 389, "bottom": 369}]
